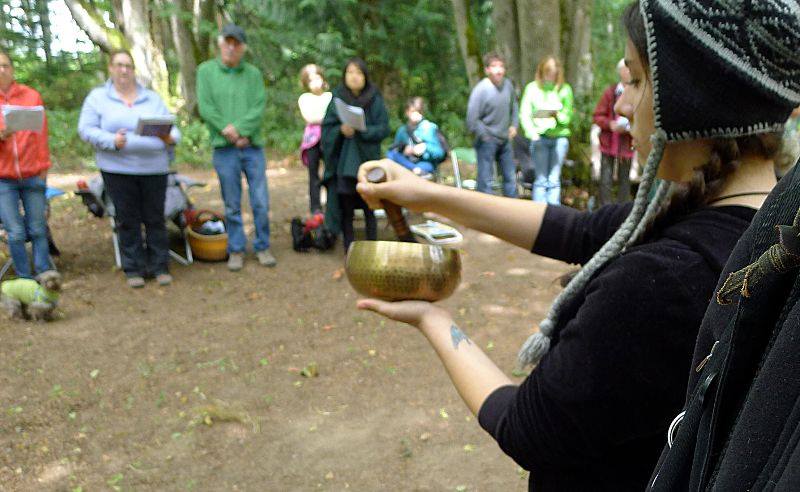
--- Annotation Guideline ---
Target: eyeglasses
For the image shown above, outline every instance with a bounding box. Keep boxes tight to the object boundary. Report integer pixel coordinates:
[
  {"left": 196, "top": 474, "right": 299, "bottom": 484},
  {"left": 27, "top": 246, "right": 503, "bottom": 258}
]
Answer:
[
  {"left": 112, "top": 63, "right": 135, "bottom": 70},
  {"left": 0, "top": 64, "right": 11, "bottom": 69}
]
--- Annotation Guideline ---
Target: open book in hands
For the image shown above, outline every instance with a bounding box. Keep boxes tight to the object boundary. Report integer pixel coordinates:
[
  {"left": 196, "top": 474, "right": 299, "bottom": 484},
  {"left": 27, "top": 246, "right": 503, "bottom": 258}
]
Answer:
[
  {"left": 532, "top": 104, "right": 563, "bottom": 119},
  {"left": 135, "top": 115, "right": 176, "bottom": 137},
  {"left": 333, "top": 98, "right": 367, "bottom": 132},
  {"left": 2, "top": 105, "right": 45, "bottom": 132}
]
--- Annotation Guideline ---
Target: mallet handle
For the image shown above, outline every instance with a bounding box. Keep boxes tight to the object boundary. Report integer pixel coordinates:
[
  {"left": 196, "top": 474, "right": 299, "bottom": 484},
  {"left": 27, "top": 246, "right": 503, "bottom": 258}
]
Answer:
[{"left": 365, "top": 167, "right": 417, "bottom": 242}]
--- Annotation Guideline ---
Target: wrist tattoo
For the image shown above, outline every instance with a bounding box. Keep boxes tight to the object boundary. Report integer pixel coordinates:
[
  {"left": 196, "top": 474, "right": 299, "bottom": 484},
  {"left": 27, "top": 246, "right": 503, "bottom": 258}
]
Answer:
[{"left": 450, "top": 324, "right": 472, "bottom": 350}]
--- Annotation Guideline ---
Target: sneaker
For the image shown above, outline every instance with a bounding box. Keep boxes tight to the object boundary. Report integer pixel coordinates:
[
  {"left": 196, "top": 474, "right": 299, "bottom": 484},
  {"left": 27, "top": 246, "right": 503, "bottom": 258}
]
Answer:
[
  {"left": 256, "top": 249, "right": 277, "bottom": 267},
  {"left": 228, "top": 252, "right": 244, "bottom": 271},
  {"left": 126, "top": 276, "right": 145, "bottom": 288},
  {"left": 156, "top": 273, "right": 173, "bottom": 286}
]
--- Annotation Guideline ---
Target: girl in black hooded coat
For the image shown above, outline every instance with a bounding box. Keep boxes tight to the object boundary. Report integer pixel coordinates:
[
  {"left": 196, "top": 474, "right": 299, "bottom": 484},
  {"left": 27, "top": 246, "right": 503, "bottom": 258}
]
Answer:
[{"left": 320, "top": 57, "right": 389, "bottom": 251}]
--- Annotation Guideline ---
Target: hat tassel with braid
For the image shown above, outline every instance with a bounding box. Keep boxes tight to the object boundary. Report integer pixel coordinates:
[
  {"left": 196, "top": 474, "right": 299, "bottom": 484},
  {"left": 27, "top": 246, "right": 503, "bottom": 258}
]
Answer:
[{"left": 517, "top": 131, "right": 670, "bottom": 369}]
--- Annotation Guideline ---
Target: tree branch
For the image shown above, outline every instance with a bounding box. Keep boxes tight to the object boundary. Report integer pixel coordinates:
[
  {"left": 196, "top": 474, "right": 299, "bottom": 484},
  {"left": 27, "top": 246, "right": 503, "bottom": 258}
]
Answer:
[{"left": 63, "top": 0, "right": 125, "bottom": 52}]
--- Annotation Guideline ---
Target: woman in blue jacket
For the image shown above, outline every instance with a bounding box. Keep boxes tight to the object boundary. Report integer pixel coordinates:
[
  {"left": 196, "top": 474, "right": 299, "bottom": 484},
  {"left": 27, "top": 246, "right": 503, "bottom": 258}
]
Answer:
[
  {"left": 78, "top": 50, "right": 181, "bottom": 288},
  {"left": 387, "top": 97, "right": 445, "bottom": 176}
]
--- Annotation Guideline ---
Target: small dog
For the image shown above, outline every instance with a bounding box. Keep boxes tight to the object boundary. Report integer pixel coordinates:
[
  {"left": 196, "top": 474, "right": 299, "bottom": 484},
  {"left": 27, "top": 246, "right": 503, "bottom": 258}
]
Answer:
[{"left": 0, "top": 270, "right": 62, "bottom": 321}]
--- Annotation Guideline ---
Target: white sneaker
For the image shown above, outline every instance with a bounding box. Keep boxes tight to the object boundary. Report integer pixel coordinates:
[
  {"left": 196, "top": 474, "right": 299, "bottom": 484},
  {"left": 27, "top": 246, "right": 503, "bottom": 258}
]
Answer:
[
  {"left": 256, "top": 249, "right": 277, "bottom": 267},
  {"left": 126, "top": 276, "right": 145, "bottom": 288},
  {"left": 156, "top": 273, "right": 173, "bottom": 286},
  {"left": 227, "top": 252, "right": 244, "bottom": 271}
]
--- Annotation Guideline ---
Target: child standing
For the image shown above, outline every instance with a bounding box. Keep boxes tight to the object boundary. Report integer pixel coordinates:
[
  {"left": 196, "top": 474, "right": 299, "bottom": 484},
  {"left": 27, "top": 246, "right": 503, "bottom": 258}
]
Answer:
[{"left": 298, "top": 64, "right": 332, "bottom": 215}]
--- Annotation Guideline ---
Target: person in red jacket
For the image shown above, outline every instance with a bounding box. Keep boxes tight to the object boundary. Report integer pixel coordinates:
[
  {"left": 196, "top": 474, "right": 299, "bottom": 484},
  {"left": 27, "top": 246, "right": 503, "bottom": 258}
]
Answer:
[
  {"left": 592, "top": 59, "right": 635, "bottom": 206},
  {"left": 0, "top": 50, "right": 53, "bottom": 279}
]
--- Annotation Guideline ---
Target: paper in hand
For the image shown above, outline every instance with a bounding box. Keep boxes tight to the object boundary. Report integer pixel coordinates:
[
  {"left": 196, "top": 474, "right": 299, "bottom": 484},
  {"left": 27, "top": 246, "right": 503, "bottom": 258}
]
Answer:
[
  {"left": 333, "top": 98, "right": 367, "bottom": 132},
  {"left": 135, "top": 115, "right": 176, "bottom": 137},
  {"left": 532, "top": 103, "right": 563, "bottom": 119},
  {"left": 2, "top": 105, "right": 45, "bottom": 132}
]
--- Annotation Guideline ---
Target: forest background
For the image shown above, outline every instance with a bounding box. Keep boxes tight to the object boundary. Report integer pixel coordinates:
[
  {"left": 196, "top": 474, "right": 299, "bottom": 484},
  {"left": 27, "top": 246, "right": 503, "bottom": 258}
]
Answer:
[{"left": 0, "top": 0, "right": 631, "bottom": 178}]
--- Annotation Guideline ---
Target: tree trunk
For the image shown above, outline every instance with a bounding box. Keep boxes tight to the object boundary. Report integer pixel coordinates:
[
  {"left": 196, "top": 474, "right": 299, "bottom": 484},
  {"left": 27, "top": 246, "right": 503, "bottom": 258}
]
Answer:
[
  {"left": 450, "top": 0, "right": 481, "bottom": 87},
  {"left": 36, "top": 0, "right": 53, "bottom": 67},
  {"left": 20, "top": 0, "right": 38, "bottom": 57},
  {"left": 516, "top": 0, "right": 560, "bottom": 84},
  {"left": 563, "top": 0, "right": 593, "bottom": 99},
  {"left": 110, "top": 0, "right": 123, "bottom": 24},
  {"left": 118, "top": 0, "right": 169, "bottom": 96},
  {"left": 0, "top": 6, "right": 7, "bottom": 51},
  {"left": 170, "top": 0, "right": 198, "bottom": 115},
  {"left": 491, "top": 0, "right": 521, "bottom": 87},
  {"left": 64, "top": 0, "right": 127, "bottom": 52},
  {"left": 195, "top": 0, "right": 215, "bottom": 62},
  {"left": 151, "top": 0, "right": 174, "bottom": 58}
]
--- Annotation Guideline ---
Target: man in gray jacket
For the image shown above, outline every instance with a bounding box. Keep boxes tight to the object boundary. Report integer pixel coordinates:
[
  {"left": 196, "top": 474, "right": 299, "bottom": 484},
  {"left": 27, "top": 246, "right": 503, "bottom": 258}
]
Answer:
[{"left": 466, "top": 53, "right": 519, "bottom": 197}]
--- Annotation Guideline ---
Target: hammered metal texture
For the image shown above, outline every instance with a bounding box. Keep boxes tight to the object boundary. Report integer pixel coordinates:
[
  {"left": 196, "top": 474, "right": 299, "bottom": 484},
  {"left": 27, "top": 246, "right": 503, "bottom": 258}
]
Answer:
[{"left": 345, "top": 241, "right": 462, "bottom": 301}]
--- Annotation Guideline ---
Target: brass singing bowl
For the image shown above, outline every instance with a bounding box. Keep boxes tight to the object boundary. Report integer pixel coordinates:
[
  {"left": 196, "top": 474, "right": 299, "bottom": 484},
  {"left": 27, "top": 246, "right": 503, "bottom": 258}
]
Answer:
[{"left": 345, "top": 241, "right": 462, "bottom": 302}]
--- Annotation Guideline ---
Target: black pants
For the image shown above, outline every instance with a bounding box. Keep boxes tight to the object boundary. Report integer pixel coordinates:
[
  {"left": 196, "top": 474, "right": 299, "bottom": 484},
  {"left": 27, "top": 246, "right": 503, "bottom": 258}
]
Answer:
[
  {"left": 306, "top": 143, "right": 323, "bottom": 214},
  {"left": 102, "top": 172, "right": 168, "bottom": 277},
  {"left": 599, "top": 153, "right": 632, "bottom": 206},
  {"left": 339, "top": 192, "right": 376, "bottom": 252}
]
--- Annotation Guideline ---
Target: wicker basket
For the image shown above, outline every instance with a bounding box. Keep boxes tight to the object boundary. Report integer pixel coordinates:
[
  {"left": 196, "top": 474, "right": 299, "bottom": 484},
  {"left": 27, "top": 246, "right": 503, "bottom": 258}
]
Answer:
[{"left": 187, "top": 211, "right": 228, "bottom": 262}]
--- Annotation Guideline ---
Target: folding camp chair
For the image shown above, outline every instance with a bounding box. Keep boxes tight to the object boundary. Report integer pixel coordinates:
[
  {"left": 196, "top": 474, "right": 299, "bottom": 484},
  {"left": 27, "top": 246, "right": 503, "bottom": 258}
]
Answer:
[
  {"left": 75, "top": 172, "right": 204, "bottom": 268},
  {"left": 448, "top": 147, "right": 474, "bottom": 190}
]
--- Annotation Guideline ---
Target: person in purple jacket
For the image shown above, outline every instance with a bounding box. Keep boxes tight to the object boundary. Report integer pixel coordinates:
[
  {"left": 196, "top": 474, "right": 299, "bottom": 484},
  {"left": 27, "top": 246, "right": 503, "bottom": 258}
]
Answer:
[
  {"left": 351, "top": 0, "right": 798, "bottom": 489},
  {"left": 78, "top": 49, "right": 181, "bottom": 289}
]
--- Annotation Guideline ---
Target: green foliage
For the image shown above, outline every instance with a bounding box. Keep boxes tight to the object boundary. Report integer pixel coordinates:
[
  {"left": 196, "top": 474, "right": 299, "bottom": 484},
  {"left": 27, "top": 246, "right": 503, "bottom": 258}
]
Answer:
[
  {"left": 591, "top": 0, "right": 630, "bottom": 99},
  {"left": 46, "top": 110, "right": 94, "bottom": 171},
  {"left": 9, "top": 0, "right": 630, "bottom": 178},
  {"left": 13, "top": 52, "right": 105, "bottom": 110},
  {"left": 561, "top": 0, "right": 630, "bottom": 184},
  {"left": 226, "top": 0, "right": 478, "bottom": 152},
  {"left": 174, "top": 119, "right": 213, "bottom": 168}
]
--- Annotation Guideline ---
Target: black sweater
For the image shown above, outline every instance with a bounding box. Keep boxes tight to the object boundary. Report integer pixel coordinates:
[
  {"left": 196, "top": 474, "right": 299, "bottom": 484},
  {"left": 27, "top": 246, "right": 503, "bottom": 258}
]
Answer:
[
  {"left": 478, "top": 204, "right": 756, "bottom": 491},
  {"left": 649, "top": 165, "right": 800, "bottom": 490}
]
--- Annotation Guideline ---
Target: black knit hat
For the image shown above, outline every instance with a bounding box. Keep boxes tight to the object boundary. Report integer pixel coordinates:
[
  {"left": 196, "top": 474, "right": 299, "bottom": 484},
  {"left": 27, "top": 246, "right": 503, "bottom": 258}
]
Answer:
[{"left": 641, "top": 0, "right": 800, "bottom": 141}]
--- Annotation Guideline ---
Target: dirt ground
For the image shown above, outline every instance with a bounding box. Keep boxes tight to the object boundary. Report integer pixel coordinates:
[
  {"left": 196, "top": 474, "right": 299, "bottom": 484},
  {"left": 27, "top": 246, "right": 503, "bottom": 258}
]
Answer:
[{"left": 0, "top": 160, "right": 570, "bottom": 491}]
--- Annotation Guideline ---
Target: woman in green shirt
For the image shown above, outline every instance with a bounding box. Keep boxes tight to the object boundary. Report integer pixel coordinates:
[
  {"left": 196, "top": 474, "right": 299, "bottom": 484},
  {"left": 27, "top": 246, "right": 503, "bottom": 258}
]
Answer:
[{"left": 519, "top": 57, "right": 574, "bottom": 204}]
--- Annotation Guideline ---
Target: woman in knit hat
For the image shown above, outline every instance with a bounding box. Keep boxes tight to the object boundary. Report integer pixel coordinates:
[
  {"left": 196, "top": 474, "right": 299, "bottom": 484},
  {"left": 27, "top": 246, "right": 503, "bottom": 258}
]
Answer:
[{"left": 354, "top": 0, "right": 799, "bottom": 489}]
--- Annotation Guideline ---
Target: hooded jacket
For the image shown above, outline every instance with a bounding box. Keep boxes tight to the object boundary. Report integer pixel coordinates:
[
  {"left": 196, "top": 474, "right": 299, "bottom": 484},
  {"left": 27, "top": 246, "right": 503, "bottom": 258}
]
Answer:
[
  {"left": 320, "top": 84, "right": 389, "bottom": 234},
  {"left": 593, "top": 83, "right": 634, "bottom": 159},
  {"left": 0, "top": 82, "right": 51, "bottom": 180},
  {"left": 649, "top": 163, "right": 800, "bottom": 491}
]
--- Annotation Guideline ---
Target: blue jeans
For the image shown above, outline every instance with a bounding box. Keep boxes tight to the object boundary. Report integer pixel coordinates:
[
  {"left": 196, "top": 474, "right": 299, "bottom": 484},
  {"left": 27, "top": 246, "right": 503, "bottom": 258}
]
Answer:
[
  {"left": 475, "top": 136, "right": 517, "bottom": 197},
  {"left": 531, "top": 136, "right": 569, "bottom": 205},
  {"left": 386, "top": 150, "right": 435, "bottom": 174},
  {"left": 213, "top": 146, "right": 271, "bottom": 253},
  {"left": 0, "top": 176, "right": 51, "bottom": 278}
]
